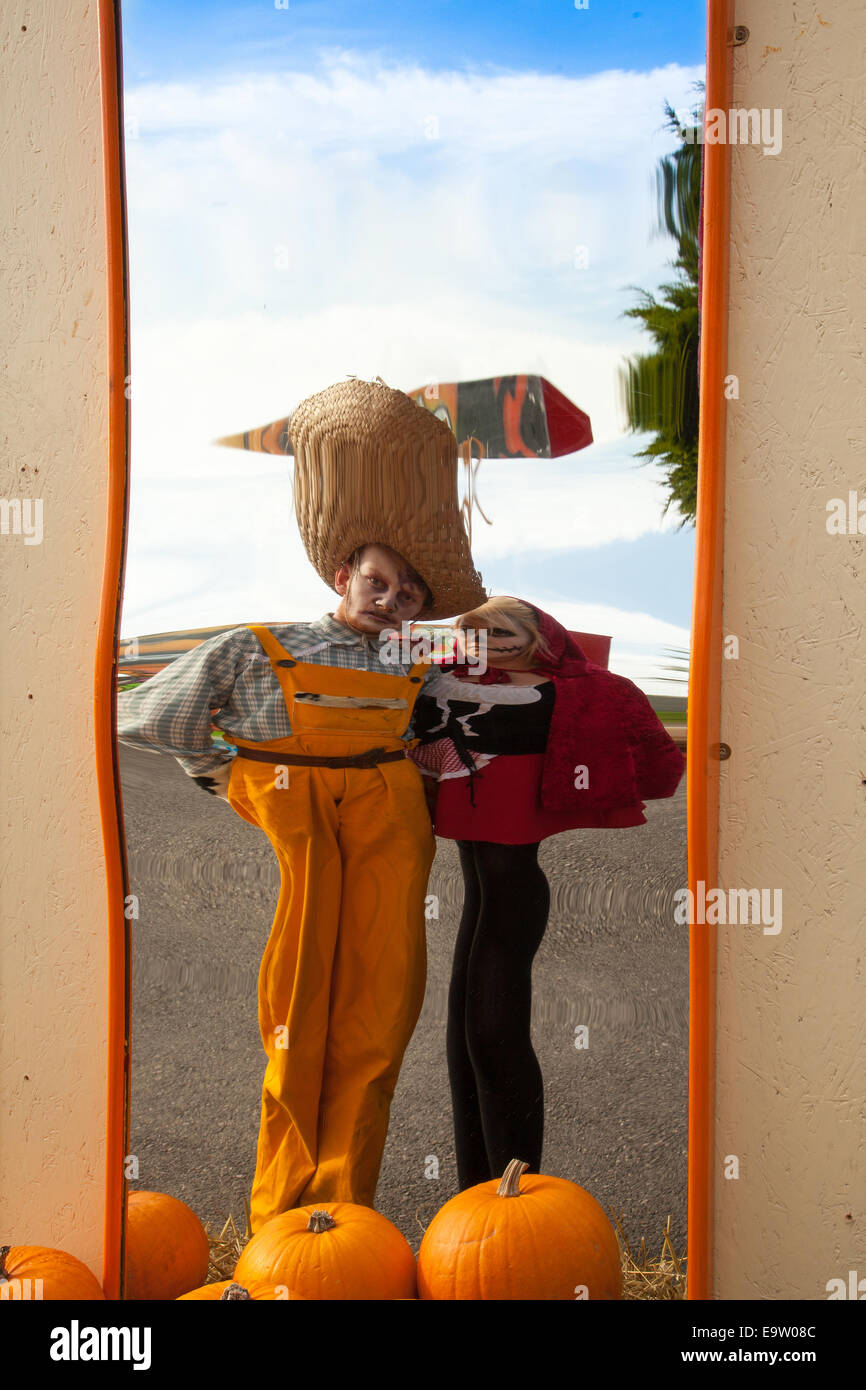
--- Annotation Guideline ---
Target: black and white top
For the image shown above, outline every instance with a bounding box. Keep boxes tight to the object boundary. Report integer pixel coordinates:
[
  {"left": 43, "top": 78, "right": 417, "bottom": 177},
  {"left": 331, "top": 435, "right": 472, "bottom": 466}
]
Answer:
[{"left": 409, "top": 671, "right": 555, "bottom": 780}]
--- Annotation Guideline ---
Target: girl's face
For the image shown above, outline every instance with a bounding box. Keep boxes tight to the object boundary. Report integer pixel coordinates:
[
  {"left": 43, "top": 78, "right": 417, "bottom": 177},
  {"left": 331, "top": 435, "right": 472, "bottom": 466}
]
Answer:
[{"left": 457, "top": 614, "right": 535, "bottom": 668}]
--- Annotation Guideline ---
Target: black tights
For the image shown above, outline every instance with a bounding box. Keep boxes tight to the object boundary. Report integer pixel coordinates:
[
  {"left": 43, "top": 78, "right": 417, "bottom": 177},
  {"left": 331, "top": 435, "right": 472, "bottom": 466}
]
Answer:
[{"left": 447, "top": 839, "right": 550, "bottom": 1189}]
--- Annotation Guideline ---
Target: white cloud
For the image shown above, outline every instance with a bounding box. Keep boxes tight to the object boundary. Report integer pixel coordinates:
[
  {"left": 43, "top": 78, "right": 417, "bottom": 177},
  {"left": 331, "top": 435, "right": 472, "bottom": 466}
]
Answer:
[
  {"left": 462, "top": 457, "right": 681, "bottom": 558},
  {"left": 120, "top": 49, "right": 702, "bottom": 674}
]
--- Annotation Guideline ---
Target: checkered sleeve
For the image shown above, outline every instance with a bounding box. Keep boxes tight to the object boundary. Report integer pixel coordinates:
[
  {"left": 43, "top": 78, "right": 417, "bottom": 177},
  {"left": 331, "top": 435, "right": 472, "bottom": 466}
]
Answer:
[{"left": 116, "top": 627, "right": 249, "bottom": 779}]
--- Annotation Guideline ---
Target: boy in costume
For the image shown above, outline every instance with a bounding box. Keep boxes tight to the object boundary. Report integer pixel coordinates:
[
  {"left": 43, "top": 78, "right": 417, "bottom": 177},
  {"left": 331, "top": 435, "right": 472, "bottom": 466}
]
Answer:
[{"left": 116, "top": 376, "right": 486, "bottom": 1231}]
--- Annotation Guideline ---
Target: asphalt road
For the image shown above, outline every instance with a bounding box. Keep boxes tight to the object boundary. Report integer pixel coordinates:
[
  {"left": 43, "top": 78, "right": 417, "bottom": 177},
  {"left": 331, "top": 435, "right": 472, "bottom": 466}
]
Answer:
[{"left": 120, "top": 744, "right": 688, "bottom": 1257}]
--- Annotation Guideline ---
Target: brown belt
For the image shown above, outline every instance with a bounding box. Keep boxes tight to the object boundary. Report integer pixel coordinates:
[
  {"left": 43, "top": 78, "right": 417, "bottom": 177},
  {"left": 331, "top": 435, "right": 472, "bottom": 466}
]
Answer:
[{"left": 233, "top": 745, "right": 408, "bottom": 769}]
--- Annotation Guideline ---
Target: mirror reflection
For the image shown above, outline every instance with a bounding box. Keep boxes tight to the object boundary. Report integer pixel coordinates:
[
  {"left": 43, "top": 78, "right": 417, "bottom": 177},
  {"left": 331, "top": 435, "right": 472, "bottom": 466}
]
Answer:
[{"left": 116, "top": 0, "right": 702, "bottom": 1299}]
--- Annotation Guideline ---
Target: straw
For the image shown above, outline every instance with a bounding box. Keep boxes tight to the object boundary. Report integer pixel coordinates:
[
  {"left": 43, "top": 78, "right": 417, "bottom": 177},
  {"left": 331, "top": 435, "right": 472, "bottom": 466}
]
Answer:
[
  {"left": 610, "top": 1209, "right": 687, "bottom": 1301},
  {"left": 289, "top": 376, "right": 487, "bottom": 621}
]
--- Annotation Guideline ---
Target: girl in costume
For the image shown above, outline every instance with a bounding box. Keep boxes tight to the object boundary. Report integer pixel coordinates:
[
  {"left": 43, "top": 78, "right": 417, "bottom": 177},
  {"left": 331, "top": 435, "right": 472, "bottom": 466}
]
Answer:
[{"left": 407, "top": 596, "right": 685, "bottom": 1190}]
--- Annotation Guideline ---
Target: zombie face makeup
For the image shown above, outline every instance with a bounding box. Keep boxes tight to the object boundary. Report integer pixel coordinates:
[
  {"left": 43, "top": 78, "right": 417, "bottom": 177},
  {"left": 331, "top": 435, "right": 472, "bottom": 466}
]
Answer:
[
  {"left": 457, "top": 615, "right": 535, "bottom": 670},
  {"left": 333, "top": 544, "right": 430, "bottom": 635}
]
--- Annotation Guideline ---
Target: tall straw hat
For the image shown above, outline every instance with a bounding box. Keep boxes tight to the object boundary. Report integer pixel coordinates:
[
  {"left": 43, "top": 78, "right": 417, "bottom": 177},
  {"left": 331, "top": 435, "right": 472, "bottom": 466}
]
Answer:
[{"left": 288, "top": 375, "right": 488, "bottom": 621}]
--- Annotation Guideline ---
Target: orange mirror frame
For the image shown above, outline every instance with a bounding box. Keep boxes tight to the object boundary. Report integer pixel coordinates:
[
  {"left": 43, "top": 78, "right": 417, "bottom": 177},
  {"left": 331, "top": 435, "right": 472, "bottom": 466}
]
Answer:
[{"left": 93, "top": 0, "right": 734, "bottom": 1300}]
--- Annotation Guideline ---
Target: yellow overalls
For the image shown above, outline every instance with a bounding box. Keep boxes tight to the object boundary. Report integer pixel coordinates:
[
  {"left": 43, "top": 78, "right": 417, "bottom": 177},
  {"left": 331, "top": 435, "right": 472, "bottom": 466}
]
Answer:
[{"left": 223, "top": 624, "right": 435, "bottom": 1233}]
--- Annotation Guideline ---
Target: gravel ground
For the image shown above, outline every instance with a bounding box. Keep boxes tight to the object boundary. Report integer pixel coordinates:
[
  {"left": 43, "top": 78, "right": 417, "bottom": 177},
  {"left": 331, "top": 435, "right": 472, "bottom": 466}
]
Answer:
[{"left": 120, "top": 744, "right": 688, "bottom": 1257}]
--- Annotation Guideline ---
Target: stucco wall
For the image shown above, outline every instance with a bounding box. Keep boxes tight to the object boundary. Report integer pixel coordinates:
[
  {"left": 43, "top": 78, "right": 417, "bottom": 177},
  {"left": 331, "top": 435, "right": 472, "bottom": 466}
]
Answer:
[
  {"left": 0, "top": 3, "right": 109, "bottom": 1279},
  {"left": 2, "top": 0, "right": 863, "bottom": 1303},
  {"left": 715, "top": 1, "right": 866, "bottom": 1298}
]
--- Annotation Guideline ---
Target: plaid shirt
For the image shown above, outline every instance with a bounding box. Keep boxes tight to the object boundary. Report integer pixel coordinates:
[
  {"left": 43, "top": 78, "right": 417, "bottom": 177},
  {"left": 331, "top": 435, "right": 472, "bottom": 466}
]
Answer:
[{"left": 116, "top": 613, "right": 440, "bottom": 779}]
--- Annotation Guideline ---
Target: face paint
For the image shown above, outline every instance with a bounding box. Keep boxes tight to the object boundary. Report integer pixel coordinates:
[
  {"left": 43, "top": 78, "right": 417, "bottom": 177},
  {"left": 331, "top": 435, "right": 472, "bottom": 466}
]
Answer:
[
  {"left": 458, "top": 619, "right": 534, "bottom": 670},
  {"left": 334, "top": 545, "right": 428, "bottom": 635},
  {"left": 455, "top": 626, "right": 488, "bottom": 674}
]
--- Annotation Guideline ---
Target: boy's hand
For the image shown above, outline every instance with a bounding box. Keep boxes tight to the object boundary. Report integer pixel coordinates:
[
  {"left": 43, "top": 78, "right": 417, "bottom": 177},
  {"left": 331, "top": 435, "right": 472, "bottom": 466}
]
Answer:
[{"left": 190, "top": 760, "right": 234, "bottom": 801}]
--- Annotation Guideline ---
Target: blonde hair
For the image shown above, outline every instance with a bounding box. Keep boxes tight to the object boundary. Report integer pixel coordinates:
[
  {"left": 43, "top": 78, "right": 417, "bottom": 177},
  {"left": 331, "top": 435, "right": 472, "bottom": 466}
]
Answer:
[{"left": 454, "top": 596, "right": 553, "bottom": 666}]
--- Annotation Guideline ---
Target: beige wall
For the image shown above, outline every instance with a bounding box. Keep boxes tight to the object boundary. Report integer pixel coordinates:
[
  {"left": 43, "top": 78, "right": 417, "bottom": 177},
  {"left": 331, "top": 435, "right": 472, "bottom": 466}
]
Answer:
[
  {"left": 715, "top": 1, "right": 866, "bottom": 1298},
  {"left": 2, "top": 0, "right": 863, "bottom": 1303},
  {"left": 0, "top": 3, "right": 109, "bottom": 1279}
]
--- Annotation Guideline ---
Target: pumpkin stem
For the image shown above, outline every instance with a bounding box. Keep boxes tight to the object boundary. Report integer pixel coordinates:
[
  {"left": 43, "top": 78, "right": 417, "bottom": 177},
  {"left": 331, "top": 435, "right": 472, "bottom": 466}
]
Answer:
[
  {"left": 307, "top": 1209, "right": 337, "bottom": 1233},
  {"left": 496, "top": 1159, "right": 530, "bottom": 1197},
  {"left": 220, "top": 1283, "right": 252, "bottom": 1300},
  {"left": 0, "top": 1246, "right": 10, "bottom": 1283}
]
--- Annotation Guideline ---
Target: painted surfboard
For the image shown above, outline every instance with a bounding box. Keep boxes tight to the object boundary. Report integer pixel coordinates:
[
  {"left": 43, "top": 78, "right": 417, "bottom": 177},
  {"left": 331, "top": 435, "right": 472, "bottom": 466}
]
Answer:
[
  {"left": 405, "top": 376, "right": 593, "bottom": 459},
  {"left": 118, "top": 625, "right": 611, "bottom": 688},
  {"left": 214, "top": 375, "right": 592, "bottom": 460}
]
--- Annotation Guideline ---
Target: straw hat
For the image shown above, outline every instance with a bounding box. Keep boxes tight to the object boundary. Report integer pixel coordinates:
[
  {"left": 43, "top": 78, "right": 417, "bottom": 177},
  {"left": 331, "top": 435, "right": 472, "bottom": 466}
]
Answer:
[{"left": 288, "top": 376, "right": 488, "bottom": 620}]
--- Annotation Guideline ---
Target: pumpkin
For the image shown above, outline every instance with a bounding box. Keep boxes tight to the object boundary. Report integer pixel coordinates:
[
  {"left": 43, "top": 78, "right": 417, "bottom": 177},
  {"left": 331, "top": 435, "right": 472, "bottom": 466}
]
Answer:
[
  {"left": 177, "top": 1279, "right": 235, "bottom": 1301},
  {"left": 124, "top": 1190, "right": 210, "bottom": 1300},
  {"left": 417, "top": 1158, "right": 623, "bottom": 1300},
  {"left": 178, "top": 1280, "right": 308, "bottom": 1300},
  {"left": 234, "top": 1204, "right": 417, "bottom": 1301},
  {"left": 0, "top": 1244, "right": 105, "bottom": 1301}
]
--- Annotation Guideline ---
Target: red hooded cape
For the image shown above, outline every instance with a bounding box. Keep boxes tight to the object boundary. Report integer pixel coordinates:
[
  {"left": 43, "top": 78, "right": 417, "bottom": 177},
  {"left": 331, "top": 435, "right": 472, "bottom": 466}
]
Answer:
[{"left": 441, "top": 600, "right": 685, "bottom": 825}]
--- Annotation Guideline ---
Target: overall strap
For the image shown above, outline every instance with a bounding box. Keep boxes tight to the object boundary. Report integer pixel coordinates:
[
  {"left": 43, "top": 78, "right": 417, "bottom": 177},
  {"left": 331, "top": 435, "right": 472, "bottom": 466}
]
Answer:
[
  {"left": 247, "top": 624, "right": 295, "bottom": 667},
  {"left": 404, "top": 657, "right": 432, "bottom": 692},
  {"left": 402, "top": 657, "right": 432, "bottom": 730},
  {"left": 407, "top": 655, "right": 432, "bottom": 680}
]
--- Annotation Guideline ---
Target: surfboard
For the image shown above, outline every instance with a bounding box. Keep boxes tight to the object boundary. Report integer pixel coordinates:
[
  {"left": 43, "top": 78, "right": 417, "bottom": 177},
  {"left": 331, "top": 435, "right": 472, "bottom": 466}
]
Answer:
[
  {"left": 118, "top": 623, "right": 610, "bottom": 682},
  {"left": 406, "top": 376, "right": 593, "bottom": 459},
  {"left": 214, "top": 375, "right": 592, "bottom": 460}
]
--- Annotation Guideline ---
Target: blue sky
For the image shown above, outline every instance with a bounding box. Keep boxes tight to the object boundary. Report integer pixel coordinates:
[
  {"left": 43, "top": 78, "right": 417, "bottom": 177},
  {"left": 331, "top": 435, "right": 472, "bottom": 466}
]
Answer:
[
  {"left": 121, "top": 0, "right": 706, "bottom": 81},
  {"left": 118, "top": 0, "right": 705, "bottom": 694}
]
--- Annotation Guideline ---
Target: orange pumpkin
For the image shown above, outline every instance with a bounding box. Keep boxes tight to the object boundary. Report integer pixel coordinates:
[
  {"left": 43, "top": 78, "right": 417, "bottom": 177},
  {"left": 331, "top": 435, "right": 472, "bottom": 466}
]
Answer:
[
  {"left": 417, "top": 1158, "right": 623, "bottom": 1300},
  {"left": 0, "top": 1244, "right": 105, "bottom": 1301},
  {"left": 124, "top": 1190, "right": 210, "bottom": 1300},
  {"left": 178, "top": 1280, "right": 308, "bottom": 1300},
  {"left": 234, "top": 1205, "right": 417, "bottom": 1301},
  {"left": 177, "top": 1279, "right": 234, "bottom": 1301}
]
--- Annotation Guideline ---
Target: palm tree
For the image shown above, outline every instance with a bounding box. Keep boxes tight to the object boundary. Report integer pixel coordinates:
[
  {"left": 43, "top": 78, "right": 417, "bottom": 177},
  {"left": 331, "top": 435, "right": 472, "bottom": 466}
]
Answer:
[
  {"left": 618, "top": 88, "right": 705, "bottom": 528},
  {"left": 651, "top": 645, "right": 691, "bottom": 707}
]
